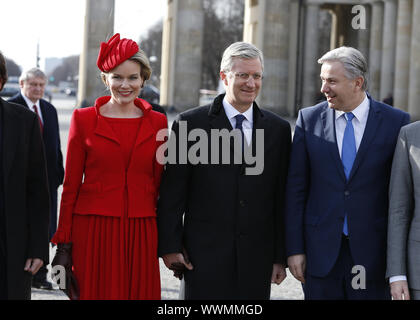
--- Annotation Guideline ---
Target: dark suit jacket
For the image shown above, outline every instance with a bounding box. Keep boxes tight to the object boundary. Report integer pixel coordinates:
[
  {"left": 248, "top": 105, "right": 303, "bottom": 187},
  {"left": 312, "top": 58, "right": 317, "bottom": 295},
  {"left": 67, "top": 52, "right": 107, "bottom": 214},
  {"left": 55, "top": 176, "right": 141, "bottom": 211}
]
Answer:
[
  {"left": 8, "top": 93, "right": 64, "bottom": 190},
  {"left": 285, "top": 96, "right": 410, "bottom": 281},
  {"left": 0, "top": 97, "right": 50, "bottom": 299},
  {"left": 157, "top": 94, "right": 291, "bottom": 299}
]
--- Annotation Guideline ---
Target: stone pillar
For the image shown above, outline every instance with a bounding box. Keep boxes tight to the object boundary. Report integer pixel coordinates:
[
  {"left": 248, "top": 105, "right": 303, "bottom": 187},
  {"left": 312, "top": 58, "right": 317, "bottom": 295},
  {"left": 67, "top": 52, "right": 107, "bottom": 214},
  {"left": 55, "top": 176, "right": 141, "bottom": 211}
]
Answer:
[
  {"left": 357, "top": 4, "right": 371, "bottom": 61},
  {"left": 244, "top": 0, "right": 291, "bottom": 115},
  {"left": 408, "top": 0, "right": 420, "bottom": 119},
  {"left": 368, "top": 1, "right": 384, "bottom": 100},
  {"left": 380, "top": 0, "right": 398, "bottom": 101},
  {"left": 394, "top": 0, "right": 412, "bottom": 111},
  {"left": 77, "top": 0, "right": 115, "bottom": 107},
  {"left": 302, "top": 2, "right": 320, "bottom": 107},
  {"left": 287, "top": 0, "right": 301, "bottom": 116},
  {"left": 160, "top": 0, "right": 204, "bottom": 111}
]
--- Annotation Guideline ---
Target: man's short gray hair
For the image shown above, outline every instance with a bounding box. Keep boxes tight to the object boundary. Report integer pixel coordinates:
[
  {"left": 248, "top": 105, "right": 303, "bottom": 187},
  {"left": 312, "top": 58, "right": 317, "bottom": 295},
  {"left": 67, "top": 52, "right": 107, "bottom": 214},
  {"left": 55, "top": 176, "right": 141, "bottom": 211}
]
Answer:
[
  {"left": 220, "top": 42, "right": 264, "bottom": 73},
  {"left": 318, "top": 46, "right": 368, "bottom": 91},
  {"left": 19, "top": 67, "right": 47, "bottom": 83}
]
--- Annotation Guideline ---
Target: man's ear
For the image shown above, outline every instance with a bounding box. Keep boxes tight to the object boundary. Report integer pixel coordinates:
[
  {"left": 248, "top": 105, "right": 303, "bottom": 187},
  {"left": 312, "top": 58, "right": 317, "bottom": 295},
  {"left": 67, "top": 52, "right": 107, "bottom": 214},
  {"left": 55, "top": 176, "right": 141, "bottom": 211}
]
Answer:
[
  {"left": 220, "top": 71, "right": 228, "bottom": 86},
  {"left": 354, "top": 76, "right": 364, "bottom": 91}
]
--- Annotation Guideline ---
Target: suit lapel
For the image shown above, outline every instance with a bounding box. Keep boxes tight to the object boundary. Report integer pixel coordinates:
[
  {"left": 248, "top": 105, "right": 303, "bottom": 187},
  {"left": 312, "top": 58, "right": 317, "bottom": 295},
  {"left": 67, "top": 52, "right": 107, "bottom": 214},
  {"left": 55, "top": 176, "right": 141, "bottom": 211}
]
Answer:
[
  {"left": 208, "top": 95, "right": 233, "bottom": 131},
  {"left": 251, "top": 102, "right": 268, "bottom": 156},
  {"left": 321, "top": 106, "right": 347, "bottom": 182},
  {"left": 347, "top": 99, "right": 382, "bottom": 182},
  {"left": 208, "top": 95, "right": 240, "bottom": 162},
  {"left": 15, "top": 94, "right": 29, "bottom": 109}
]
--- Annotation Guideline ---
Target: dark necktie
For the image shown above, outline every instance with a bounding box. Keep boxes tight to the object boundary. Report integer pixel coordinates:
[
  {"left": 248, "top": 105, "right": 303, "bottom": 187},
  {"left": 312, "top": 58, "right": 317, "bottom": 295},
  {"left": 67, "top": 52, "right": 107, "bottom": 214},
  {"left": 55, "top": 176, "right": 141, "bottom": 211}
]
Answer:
[
  {"left": 235, "top": 114, "right": 246, "bottom": 152},
  {"left": 33, "top": 105, "right": 43, "bottom": 134},
  {"left": 341, "top": 112, "right": 356, "bottom": 236}
]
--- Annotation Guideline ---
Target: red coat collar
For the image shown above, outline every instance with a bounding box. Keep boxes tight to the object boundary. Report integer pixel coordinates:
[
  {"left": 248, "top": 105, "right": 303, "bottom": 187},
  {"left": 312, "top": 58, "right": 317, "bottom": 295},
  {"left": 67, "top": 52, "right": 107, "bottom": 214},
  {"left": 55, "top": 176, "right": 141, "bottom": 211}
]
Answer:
[{"left": 93, "top": 96, "right": 152, "bottom": 116}]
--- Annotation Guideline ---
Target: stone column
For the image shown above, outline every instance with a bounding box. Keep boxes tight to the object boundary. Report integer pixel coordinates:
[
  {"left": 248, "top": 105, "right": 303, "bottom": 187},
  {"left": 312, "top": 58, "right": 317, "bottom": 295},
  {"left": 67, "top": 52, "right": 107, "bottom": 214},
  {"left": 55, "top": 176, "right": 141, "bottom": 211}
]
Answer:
[
  {"left": 393, "top": 0, "right": 412, "bottom": 111},
  {"left": 368, "top": 1, "right": 384, "bottom": 100},
  {"left": 243, "top": 0, "right": 291, "bottom": 115},
  {"left": 287, "top": 0, "right": 301, "bottom": 116},
  {"left": 160, "top": 0, "right": 204, "bottom": 112},
  {"left": 357, "top": 4, "right": 371, "bottom": 62},
  {"left": 77, "top": 0, "right": 115, "bottom": 107},
  {"left": 302, "top": 2, "right": 320, "bottom": 107},
  {"left": 408, "top": 0, "right": 420, "bottom": 119},
  {"left": 380, "top": 0, "right": 398, "bottom": 101}
]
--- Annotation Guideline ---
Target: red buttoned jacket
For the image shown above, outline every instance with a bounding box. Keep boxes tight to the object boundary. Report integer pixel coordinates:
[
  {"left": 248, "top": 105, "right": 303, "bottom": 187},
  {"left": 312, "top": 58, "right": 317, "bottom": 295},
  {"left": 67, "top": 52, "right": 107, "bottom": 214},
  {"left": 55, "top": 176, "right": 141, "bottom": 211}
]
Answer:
[{"left": 52, "top": 96, "right": 168, "bottom": 243}]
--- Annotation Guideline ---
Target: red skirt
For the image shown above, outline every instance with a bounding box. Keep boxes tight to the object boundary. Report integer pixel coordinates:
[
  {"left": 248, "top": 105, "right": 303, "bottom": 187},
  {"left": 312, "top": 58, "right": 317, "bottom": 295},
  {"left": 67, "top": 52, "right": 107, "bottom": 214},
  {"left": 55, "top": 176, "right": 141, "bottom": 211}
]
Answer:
[{"left": 71, "top": 213, "right": 161, "bottom": 300}]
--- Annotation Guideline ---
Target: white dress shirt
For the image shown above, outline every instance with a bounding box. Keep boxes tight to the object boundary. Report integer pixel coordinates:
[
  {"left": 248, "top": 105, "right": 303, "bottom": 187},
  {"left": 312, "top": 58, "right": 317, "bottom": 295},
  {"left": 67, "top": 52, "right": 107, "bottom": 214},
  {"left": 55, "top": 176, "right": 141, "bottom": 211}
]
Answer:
[
  {"left": 335, "top": 94, "right": 369, "bottom": 157},
  {"left": 222, "top": 97, "right": 253, "bottom": 146},
  {"left": 21, "top": 92, "right": 44, "bottom": 124}
]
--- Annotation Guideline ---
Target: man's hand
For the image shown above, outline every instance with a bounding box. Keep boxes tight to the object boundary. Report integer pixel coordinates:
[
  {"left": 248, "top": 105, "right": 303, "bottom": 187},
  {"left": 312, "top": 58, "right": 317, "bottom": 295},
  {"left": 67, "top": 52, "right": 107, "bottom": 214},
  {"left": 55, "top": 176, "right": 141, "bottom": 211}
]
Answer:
[
  {"left": 163, "top": 248, "right": 193, "bottom": 280},
  {"left": 390, "top": 280, "right": 410, "bottom": 300},
  {"left": 287, "top": 254, "right": 306, "bottom": 283},
  {"left": 24, "top": 258, "right": 44, "bottom": 275},
  {"left": 271, "top": 263, "right": 286, "bottom": 285}
]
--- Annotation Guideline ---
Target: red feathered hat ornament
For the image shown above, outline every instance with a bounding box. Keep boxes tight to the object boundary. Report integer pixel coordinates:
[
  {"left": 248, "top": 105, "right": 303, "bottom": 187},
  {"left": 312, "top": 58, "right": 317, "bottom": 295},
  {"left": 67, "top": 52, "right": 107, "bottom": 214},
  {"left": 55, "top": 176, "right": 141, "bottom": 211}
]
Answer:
[{"left": 96, "top": 33, "right": 139, "bottom": 72}]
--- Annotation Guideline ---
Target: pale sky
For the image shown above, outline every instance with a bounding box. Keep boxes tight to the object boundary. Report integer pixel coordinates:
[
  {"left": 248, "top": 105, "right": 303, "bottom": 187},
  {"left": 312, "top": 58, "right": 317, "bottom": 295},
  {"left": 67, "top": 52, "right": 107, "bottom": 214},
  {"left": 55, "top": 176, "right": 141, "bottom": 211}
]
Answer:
[{"left": 0, "top": 0, "right": 166, "bottom": 72}]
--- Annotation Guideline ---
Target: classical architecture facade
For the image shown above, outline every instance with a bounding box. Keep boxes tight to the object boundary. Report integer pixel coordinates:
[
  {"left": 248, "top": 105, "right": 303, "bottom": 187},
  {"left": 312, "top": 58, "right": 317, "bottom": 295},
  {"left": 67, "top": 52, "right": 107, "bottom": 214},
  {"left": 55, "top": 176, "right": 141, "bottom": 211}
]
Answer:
[
  {"left": 77, "top": 0, "right": 420, "bottom": 118},
  {"left": 160, "top": 0, "right": 420, "bottom": 118}
]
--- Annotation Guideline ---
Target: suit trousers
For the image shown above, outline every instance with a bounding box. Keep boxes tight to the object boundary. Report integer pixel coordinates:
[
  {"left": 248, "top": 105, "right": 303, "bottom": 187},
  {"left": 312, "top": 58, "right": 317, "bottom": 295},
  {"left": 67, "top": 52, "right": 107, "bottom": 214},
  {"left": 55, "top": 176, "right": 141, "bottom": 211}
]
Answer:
[{"left": 303, "top": 236, "right": 391, "bottom": 300}]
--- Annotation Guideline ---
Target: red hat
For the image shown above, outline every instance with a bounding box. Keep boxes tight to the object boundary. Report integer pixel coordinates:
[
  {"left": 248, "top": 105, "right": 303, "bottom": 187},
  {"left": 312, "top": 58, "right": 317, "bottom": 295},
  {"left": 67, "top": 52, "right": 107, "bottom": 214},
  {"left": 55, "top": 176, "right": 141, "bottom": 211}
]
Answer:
[{"left": 96, "top": 33, "right": 139, "bottom": 72}]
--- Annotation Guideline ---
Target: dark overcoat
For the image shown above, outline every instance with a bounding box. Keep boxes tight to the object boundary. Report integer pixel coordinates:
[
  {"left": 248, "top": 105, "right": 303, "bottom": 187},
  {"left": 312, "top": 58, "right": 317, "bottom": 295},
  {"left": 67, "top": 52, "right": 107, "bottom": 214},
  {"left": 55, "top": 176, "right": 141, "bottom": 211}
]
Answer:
[
  {"left": 8, "top": 93, "right": 64, "bottom": 239},
  {"left": 0, "top": 98, "right": 50, "bottom": 299},
  {"left": 157, "top": 94, "right": 291, "bottom": 299}
]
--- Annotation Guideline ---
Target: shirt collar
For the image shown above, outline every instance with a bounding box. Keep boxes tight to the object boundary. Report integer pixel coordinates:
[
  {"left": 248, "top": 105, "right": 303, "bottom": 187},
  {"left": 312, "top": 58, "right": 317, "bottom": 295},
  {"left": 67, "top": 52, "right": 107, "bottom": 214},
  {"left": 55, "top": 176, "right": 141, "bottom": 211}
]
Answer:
[
  {"left": 222, "top": 96, "right": 253, "bottom": 124},
  {"left": 335, "top": 93, "right": 369, "bottom": 122},
  {"left": 21, "top": 91, "right": 40, "bottom": 109}
]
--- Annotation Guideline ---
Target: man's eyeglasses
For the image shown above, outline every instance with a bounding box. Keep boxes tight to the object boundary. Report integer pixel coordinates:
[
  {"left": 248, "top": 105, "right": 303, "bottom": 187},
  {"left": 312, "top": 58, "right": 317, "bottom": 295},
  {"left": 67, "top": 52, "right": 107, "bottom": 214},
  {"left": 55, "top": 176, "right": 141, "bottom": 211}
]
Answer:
[{"left": 231, "top": 72, "right": 263, "bottom": 81}]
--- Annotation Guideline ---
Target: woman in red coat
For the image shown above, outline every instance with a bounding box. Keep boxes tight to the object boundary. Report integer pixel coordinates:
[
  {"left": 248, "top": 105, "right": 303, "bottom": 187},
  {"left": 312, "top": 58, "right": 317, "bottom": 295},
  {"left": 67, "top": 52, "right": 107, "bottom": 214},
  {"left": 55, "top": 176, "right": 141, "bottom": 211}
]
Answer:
[{"left": 51, "top": 34, "right": 167, "bottom": 300}]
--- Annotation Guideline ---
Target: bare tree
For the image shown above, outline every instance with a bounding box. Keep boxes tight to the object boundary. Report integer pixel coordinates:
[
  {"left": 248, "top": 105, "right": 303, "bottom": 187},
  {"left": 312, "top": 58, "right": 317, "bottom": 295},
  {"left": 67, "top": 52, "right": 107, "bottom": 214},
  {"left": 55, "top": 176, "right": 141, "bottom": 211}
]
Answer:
[
  {"left": 5, "top": 57, "right": 22, "bottom": 77},
  {"left": 139, "top": 19, "right": 164, "bottom": 89},
  {"left": 138, "top": 0, "right": 244, "bottom": 92},
  {"left": 49, "top": 55, "right": 79, "bottom": 86},
  {"left": 202, "top": 0, "right": 244, "bottom": 90}
]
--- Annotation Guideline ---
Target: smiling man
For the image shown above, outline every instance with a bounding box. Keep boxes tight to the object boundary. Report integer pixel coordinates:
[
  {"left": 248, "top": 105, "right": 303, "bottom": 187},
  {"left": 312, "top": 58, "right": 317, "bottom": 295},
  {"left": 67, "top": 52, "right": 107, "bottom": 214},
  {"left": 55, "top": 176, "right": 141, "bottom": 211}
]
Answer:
[
  {"left": 157, "top": 42, "right": 291, "bottom": 299},
  {"left": 285, "top": 46, "right": 410, "bottom": 300}
]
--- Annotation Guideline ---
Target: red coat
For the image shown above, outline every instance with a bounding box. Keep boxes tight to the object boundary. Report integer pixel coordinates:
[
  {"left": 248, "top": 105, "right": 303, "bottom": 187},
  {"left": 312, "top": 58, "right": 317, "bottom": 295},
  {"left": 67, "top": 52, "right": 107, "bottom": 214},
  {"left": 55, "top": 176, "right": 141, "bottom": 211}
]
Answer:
[{"left": 52, "top": 96, "right": 167, "bottom": 243}]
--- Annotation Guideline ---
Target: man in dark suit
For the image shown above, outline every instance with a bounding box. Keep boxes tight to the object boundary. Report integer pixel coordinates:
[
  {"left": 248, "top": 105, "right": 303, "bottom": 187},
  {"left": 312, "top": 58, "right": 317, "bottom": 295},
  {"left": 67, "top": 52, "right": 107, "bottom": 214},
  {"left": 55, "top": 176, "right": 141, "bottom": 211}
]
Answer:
[
  {"left": 157, "top": 42, "right": 291, "bottom": 299},
  {"left": 9, "top": 68, "right": 64, "bottom": 290},
  {"left": 285, "top": 46, "right": 410, "bottom": 299},
  {"left": 0, "top": 51, "right": 50, "bottom": 299}
]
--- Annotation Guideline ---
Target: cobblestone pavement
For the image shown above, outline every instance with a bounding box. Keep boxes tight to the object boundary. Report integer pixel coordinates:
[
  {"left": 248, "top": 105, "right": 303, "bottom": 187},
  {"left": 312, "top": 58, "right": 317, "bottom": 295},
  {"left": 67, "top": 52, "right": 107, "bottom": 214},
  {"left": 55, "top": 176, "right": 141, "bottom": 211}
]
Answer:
[{"left": 31, "top": 95, "right": 302, "bottom": 300}]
